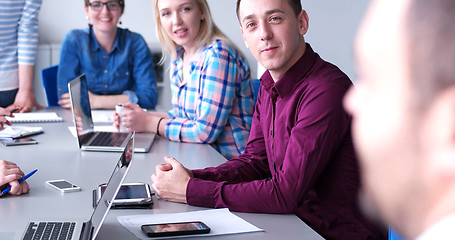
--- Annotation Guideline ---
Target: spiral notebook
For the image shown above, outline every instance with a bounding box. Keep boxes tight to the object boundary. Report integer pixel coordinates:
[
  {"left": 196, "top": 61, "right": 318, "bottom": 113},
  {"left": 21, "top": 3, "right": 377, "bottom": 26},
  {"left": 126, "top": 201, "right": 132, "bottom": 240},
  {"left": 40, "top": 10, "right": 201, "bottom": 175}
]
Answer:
[{"left": 6, "top": 112, "right": 63, "bottom": 123}]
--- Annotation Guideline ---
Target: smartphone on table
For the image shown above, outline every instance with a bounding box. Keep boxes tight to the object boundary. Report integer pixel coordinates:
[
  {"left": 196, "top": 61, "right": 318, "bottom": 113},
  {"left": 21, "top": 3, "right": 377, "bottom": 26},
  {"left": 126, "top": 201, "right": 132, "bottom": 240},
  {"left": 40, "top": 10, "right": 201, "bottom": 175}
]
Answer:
[
  {"left": 0, "top": 138, "right": 37, "bottom": 146},
  {"left": 46, "top": 179, "right": 81, "bottom": 193},
  {"left": 141, "top": 221, "right": 211, "bottom": 237}
]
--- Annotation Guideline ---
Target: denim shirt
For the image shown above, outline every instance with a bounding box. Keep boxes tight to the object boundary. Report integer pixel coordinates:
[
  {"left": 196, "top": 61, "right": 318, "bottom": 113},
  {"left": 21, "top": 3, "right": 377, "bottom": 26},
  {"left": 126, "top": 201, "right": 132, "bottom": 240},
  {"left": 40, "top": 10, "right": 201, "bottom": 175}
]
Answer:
[{"left": 57, "top": 27, "right": 158, "bottom": 109}]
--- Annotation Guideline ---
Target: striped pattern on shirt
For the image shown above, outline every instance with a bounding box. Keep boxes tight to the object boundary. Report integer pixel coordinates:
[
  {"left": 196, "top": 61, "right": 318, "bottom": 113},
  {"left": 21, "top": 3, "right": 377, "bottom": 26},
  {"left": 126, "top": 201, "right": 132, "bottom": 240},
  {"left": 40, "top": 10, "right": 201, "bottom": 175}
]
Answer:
[
  {"left": 0, "top": 0, "right": 41, "bottom": 72},
  {"left": 166, "top": 40, "right": 254, "bottom": 159}
]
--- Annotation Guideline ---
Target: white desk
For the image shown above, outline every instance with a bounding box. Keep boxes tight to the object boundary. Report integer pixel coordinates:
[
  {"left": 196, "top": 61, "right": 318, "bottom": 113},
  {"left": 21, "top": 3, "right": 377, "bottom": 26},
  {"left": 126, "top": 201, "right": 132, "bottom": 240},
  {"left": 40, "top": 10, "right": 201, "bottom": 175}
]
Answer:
[{"left": 0, "top": 108, "right": 324, "bottom": 240}]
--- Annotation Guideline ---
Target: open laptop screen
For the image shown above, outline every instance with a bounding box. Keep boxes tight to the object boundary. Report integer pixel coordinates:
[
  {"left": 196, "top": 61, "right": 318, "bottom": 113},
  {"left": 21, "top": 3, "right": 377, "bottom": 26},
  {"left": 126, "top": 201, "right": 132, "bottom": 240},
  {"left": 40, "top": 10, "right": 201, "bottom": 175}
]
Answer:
[
  {"left": 68, "top": 74, "right": 95, "bottom": 147},
  {"left": 90, "top": 132, "right": 135, "bottom": 239}
]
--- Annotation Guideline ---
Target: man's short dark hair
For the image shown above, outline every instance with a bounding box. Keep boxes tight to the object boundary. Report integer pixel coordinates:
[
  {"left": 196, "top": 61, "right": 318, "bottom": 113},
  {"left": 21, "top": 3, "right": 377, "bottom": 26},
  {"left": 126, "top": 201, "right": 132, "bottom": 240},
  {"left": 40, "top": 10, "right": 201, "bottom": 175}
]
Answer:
[
  {"left": 406, "top": 0, "right": 455, "bottom": 110},
  {"left": 236, "top": 0, "right": 302, "bottom": 20}
]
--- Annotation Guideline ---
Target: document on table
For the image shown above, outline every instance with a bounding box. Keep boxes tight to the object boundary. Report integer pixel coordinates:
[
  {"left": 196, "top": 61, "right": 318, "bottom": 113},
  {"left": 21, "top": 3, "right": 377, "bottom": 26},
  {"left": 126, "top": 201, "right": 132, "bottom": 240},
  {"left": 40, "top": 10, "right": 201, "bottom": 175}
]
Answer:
[
  {"left": 0, "top": 126, "right": 43, "bottom": 138},
  {"left": 117, "top": 208, "right": 264, "bottom": 239},
  {"left": 91, "top": 110, "right": 115, "bottom": 123},
  {"left": 6, "top": 112, "right": 62, "bottom": 123}
]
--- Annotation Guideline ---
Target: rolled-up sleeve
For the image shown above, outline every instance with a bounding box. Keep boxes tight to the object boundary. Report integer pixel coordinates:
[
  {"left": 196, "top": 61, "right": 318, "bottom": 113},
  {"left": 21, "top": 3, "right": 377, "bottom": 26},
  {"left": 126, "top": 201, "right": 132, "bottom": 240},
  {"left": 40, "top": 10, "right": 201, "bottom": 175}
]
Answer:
[{"left": 17, "top": 0, "right": 41, "bottom": 66}]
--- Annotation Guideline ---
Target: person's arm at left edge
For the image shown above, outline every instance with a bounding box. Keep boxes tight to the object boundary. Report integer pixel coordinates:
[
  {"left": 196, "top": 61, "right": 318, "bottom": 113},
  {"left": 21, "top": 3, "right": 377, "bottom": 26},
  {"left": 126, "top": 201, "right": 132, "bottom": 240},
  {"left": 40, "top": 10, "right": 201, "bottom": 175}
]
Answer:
[
  {"left": 127, "top": 33, "right": 158, "bottom": 109},
  {"left": 0, "top": 160, "right": 30, "bottom": 196},
  {"left": 0, "top": 107, "right": 13, "bottom": 129},
  {"left": 7, "top": 0, "right": 43, "bottom": 113}
]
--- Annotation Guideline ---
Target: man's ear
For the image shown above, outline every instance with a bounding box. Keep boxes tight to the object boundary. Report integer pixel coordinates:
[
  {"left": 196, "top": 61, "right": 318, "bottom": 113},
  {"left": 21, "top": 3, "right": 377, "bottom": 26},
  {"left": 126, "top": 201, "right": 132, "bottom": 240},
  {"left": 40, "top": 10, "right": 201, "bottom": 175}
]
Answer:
[{"left": 298, "top": 10, "right": 309, "bottom": 36}]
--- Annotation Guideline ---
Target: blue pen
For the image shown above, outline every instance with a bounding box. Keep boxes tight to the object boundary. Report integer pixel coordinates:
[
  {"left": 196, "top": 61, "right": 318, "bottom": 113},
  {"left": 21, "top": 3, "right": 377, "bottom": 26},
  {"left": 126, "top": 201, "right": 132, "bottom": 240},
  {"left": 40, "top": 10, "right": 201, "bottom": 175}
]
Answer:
[{"left": 0, "top": 169, "right": 37, "bottom": 196}]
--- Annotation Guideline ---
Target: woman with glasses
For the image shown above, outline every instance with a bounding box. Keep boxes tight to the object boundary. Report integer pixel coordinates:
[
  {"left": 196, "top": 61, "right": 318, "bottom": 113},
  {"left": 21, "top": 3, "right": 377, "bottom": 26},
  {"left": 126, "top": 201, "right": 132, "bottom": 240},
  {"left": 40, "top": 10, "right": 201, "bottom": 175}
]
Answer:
[
  {"left": 113, "top": 0, "right": 254, "bottom": 159},
  {"left": 57, "top": 0, "right": 158, "bottom": 110}
]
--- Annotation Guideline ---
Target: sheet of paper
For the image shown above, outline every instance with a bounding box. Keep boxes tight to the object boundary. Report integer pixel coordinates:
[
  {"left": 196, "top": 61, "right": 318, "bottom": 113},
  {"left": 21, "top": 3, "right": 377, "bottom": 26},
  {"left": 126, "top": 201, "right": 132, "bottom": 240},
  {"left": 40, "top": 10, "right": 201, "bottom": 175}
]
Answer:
[
  {"left": 117, "top": 208, "right": 264, "bottom": 239},
  {"left": 91, "top": 110, "right": 115, "bottom": 123}
]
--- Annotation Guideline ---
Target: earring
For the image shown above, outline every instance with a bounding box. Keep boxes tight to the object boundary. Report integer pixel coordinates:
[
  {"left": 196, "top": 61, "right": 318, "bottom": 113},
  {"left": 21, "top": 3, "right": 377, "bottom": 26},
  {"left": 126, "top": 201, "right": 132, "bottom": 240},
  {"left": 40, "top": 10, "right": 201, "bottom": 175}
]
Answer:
[{"left": 86, "top": 16, "right": 92, "bottom": 27}]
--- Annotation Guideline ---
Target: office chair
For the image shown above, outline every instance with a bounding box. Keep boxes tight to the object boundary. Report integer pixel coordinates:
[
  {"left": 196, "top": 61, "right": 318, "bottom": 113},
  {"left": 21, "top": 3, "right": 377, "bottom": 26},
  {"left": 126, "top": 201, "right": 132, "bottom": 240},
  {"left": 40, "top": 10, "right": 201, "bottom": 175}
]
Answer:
[
  {"left": 41, "top": 65, "right": 59, "bottom": 107},
  {"left": 250, "top": 78, "right": 261, "bottom": 103}
]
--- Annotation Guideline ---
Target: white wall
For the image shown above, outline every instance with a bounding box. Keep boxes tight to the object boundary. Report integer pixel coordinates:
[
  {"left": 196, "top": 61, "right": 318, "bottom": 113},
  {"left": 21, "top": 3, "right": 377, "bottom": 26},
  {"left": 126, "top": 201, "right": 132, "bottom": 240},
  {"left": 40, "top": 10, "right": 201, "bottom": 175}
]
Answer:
[
  {"left": 303, "top": 0, "right": 368, "bottom": 81},
  {"left": 36, "top": 0, "right": 368, "bottom": 105}
]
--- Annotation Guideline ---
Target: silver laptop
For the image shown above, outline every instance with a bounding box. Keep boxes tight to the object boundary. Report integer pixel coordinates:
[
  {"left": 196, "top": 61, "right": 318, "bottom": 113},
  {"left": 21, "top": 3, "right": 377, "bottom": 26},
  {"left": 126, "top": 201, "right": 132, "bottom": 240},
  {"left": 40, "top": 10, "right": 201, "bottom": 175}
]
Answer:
[
  {"left": 22, "top": 133, "right": 136, "bottom": 240},
  {"left": 68, "top": 74, "right": 155, "bottom": 152}
]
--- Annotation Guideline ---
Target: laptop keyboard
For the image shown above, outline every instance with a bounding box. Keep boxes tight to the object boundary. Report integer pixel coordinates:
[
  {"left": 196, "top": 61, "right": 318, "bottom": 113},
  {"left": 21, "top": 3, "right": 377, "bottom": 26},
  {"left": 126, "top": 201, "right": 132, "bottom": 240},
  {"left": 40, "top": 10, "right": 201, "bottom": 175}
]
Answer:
[
  {"left": 91, "top": 132, "right": 128, "bottom": 147},
  {"left": 22, "top": 222, "right": 76, "bottom": 240}
]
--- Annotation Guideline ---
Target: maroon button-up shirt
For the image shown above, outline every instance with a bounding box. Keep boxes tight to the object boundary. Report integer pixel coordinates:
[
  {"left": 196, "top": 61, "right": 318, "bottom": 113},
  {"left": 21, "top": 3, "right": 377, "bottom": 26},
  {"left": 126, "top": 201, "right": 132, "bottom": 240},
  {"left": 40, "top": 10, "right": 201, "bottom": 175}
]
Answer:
[{"left": 187, "top": 44, "right": 385, "bottom": 239}]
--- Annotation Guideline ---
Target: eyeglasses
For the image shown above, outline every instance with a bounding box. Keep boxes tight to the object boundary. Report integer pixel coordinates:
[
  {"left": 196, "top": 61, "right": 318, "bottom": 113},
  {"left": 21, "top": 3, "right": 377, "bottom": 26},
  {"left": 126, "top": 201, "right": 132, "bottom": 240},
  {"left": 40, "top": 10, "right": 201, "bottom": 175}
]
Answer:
[{"left": 87, "top": 1, "right": 123, "bottom": 12}]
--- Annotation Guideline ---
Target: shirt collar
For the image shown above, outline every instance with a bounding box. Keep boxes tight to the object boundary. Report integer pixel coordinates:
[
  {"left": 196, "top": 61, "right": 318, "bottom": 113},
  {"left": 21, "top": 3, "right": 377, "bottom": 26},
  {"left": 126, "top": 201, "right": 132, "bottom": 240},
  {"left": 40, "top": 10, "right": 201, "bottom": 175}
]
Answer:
[
  {"left": 175, "top": 44, "right": 204, "bottom": 63},
  {"left": 175, "top": 45, "right": 186, "bottom": 65},
  {"left": 260, "top": 43, "right": 317, "bottom": 100},
  {"left": 89, "top": 26, "right": 122, "bottom": 54},
  {"left": 175, "top": 45, "right": 202, "bottom": 73}
]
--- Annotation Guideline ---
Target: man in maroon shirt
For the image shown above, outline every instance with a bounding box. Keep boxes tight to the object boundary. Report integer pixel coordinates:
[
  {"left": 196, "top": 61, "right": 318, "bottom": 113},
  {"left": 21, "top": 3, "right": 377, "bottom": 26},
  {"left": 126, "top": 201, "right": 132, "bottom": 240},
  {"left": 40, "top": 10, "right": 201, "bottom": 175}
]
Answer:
[{"left": 151, "top": 0, "right": 385, "bottom": 238}]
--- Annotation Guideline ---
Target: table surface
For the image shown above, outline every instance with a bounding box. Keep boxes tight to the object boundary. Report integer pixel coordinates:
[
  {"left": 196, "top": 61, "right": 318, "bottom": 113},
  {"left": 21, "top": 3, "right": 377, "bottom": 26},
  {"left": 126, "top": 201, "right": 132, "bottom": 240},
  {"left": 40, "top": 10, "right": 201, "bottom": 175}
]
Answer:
[{"left": 0, "top": 108, "right": 324, "bottom": 240}]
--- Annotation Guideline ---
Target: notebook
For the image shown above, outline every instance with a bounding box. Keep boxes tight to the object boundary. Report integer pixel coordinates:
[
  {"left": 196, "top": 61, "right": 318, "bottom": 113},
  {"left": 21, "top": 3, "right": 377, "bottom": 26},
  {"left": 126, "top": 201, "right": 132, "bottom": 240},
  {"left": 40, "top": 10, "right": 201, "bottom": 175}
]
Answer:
[
  {"left": 0, "top": 126, "right": 43, "bottom": 139},
  {"left": 21, "top": 133, "right": 135, "bottom": 240},
  {"left": 6, "top": 112, "right": 63, "bottom": 123},
  {"left": 68, "top": 74, "right": 155, "bottom": 152}
]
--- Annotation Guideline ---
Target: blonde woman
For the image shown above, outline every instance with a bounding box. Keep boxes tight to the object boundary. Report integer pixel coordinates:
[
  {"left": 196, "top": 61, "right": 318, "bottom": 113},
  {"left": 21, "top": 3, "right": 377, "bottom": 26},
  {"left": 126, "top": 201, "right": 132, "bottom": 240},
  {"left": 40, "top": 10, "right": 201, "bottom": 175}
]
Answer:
[{"left": 114, "top": 0, "right": 254, "bottom": 159}]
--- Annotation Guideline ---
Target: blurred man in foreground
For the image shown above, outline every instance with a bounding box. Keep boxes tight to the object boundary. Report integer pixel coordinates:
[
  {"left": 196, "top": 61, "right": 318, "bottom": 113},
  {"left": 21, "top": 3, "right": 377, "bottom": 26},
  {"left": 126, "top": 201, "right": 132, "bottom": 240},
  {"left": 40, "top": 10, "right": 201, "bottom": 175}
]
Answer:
[{"left": 345, "top": 0, "right": 455, "bottom": 238}]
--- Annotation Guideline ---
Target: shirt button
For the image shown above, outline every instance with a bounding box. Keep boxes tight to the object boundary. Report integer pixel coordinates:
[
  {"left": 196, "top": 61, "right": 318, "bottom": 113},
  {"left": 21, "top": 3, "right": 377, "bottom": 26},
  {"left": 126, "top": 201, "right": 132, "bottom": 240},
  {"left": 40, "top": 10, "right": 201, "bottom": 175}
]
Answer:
[
  {"left": 104, "top": 85, "right": 108, "bottom": 88},
  {"left": 104, "top": 70, "right": 108, "bottom": 74}
]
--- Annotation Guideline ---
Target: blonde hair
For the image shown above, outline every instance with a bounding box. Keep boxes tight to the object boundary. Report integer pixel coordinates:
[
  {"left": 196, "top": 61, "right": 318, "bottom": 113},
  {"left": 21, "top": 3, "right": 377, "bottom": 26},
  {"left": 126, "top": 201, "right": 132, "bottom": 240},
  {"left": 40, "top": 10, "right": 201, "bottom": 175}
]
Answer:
[{"left": 153, "top": 0, "right": 239, "bottom": 62}]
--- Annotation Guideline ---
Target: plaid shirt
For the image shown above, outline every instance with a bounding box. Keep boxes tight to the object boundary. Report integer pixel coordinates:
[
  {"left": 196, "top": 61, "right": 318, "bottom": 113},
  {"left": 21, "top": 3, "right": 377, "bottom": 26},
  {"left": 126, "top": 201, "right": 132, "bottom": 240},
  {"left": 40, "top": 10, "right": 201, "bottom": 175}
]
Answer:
[{"left": 165, "top": 40, "right": 254, "bottom": 159}]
